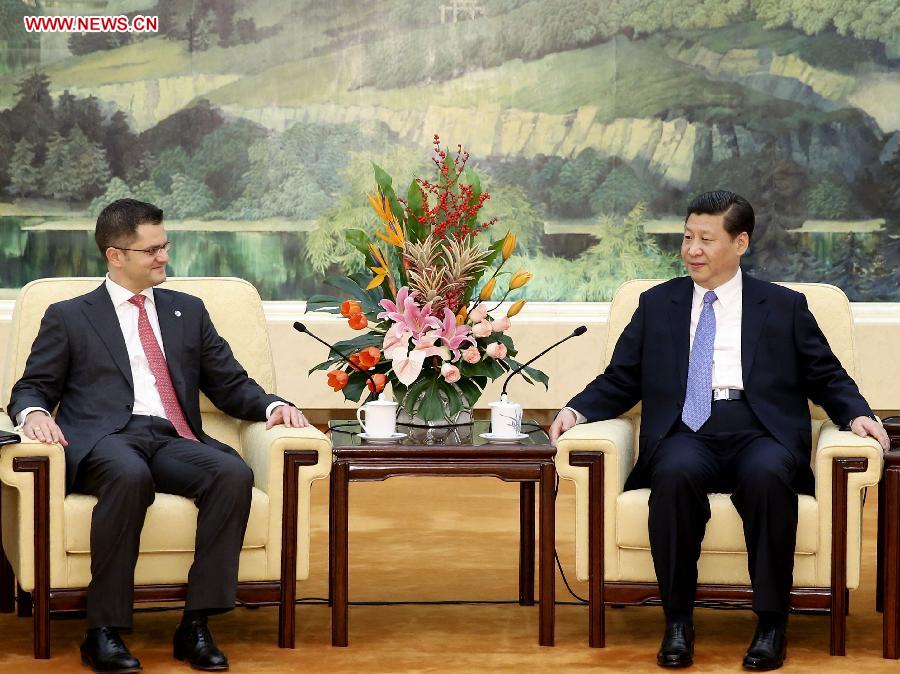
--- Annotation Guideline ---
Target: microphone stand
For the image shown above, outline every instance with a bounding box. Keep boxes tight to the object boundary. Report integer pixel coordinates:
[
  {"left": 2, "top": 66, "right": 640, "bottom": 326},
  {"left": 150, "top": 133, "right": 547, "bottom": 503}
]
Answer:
[
  {"left": 293, "top": 322, "right": 383, "bottom": 401},
  {"left": 500, "top": 326, "right": 587, "bottom": 399}
]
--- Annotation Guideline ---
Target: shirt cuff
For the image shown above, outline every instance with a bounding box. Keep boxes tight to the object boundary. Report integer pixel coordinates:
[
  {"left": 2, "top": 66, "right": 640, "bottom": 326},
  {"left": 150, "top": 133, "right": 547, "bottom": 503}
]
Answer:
[
  {"left": 563, "top": 406, "right": 587, "bottom": 425},
  {"left": 15, "top": 407, "right": 51, "bottom": 429},
  {"left": 265, "top": 401, "right": 290, "bottom": 420}
]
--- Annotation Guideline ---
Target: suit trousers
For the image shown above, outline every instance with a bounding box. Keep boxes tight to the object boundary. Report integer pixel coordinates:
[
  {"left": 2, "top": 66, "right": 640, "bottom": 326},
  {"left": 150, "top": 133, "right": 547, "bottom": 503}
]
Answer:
[
  {"left": 71, "top": 415, "right": 253, "bottom": 629},
  {"left": 648, "top": 399, "right": 800, "bottom": 622}
]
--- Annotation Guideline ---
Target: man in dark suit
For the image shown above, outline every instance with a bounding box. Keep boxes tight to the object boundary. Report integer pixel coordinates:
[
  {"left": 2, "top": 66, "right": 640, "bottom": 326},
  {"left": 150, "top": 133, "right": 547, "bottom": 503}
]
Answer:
[
  {"left": 550, "top": 191, "right": 889, "bottom": 670},
  {"left": 8, "top": 199, "right": 309, "bottom": 673}
]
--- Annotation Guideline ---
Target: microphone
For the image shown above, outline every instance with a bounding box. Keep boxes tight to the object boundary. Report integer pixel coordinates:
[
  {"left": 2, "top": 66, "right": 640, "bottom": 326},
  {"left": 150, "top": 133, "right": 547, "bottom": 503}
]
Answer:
[
  {"left": 293, "top": 322, "right": 382, "bottom": 399},
  {"left": 500, "top": 326, "right": 587, "bottom": 398}
]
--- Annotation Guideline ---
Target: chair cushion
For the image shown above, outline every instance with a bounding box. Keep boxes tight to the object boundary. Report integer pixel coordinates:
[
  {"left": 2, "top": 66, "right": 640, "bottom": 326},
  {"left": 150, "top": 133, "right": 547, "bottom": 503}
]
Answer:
[
  {"left": 65, "top": 488, "right": 269, "bottom": 553},
  {"left": 615, "top": 489, "right": 818, "bottom": 554}
]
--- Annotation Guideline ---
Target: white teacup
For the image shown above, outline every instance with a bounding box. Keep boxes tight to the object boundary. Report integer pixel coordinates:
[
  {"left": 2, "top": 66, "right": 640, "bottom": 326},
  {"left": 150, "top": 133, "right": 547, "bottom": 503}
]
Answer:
[
  {"left": 356, "top": 398, "right": 398, "bottom": 437},
  {"left": 489, "top": 397, "right": 523, "bottom": 437}
]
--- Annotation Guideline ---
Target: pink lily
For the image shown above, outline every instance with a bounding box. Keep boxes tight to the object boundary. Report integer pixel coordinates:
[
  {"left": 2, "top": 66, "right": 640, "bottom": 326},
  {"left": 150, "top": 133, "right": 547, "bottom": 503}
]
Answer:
[
  {"left": 378, "top": 286, "right": 441, "bottom": 338},
  {"left": 432, "top": 308, "right": 475, "bottom": 361}
]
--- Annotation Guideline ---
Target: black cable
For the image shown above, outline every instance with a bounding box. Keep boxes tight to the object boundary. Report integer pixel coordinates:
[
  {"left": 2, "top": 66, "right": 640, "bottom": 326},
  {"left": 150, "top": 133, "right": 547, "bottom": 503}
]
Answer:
[{"left": 553, "top": 473, "right": 588, "bottom": 604}]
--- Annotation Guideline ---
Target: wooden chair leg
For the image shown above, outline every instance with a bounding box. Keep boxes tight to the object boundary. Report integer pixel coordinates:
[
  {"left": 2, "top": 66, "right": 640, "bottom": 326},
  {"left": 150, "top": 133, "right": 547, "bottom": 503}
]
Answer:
[
  {"left": 883, "top": 464, "right": 900, "bottom": 659},
  {"left": 878, "top": 480, "right": 886, "bottom": 613},
  {"left": 570, "top": 452, "right": 605, "bottom": 647},
  {"left": 13, "top": 457, "right": 51, "bottom": 659},
  {"left": 830, "top": 457, "right": 867, "bottom": 656}
]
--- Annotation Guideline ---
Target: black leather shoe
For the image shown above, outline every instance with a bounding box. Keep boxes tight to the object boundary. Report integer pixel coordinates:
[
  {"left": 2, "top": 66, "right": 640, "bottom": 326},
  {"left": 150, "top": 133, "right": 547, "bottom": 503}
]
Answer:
[
  {"left": 80, "top": 626, "right": 142, "bottom": 673},
  {"left": 657, "top": 622, "right": 694, "bottom": 667},
  {"left": 742, "top": 621, "right": 787, "bottom": 670},
  {"left": 173, "top": 618, "right": 229, "bottom": 671}
]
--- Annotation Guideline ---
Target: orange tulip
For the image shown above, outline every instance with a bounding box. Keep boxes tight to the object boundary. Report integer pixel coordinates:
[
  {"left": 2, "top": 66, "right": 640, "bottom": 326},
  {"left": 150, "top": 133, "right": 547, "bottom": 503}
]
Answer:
[
  {"left": 509, "top": 269, "right": 532, "bottom": 290},
  {"left": 340, "top": 299, "right": 362, "bottom": 317},
  {"left": 501, "top": 232, "right": 516, "bottom": 260},
  {"left": 506, "top": 299, "right": 526, "bottom": 317},
  {"left": 327, "top": 369, "right": 349, "bottom": 392},
  {"left": 366, "top": 373, "right": 387, "bottom": 393},
  {"left": 479, "top": 277, "right": 496, "bottom": 301},
  {"left": 348, "top": 313, "right": 368, "bottom": 330},
  {"left": 356, "top": 346, "right": 381, "bottom": 370}
]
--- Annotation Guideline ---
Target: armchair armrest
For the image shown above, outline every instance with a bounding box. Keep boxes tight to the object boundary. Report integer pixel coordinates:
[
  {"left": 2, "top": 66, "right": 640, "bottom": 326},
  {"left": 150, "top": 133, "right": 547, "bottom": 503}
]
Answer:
[
  {"left": 554, "top": 417, "right": 635, "bottom": 581},
  {"left": 239, "top": 422, "right": 331, "bottom": 495},
  {"left": 239, "top": 422, "right": 331, "bottom": 581},
  {"left": 555, "top": 418, "right": 635, "bottom": 494},
  {"left": 0, "top": 432, "right": 67, "bottom": 592},
  {"left": 812, "top": 420, "right": 883, "bottom": 590},
  {"left": 814, "top": 420, "right": 883, "bottom": 501}
]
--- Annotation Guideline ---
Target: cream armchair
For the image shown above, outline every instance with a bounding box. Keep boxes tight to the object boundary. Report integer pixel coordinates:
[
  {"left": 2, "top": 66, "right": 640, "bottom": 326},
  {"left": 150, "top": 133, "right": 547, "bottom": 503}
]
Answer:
[
  {"left": 0, "top": 277, "right": 331, "bottom": 659},
  {"left": 555, "top": 280, "right": 883, "bottom": 655}
]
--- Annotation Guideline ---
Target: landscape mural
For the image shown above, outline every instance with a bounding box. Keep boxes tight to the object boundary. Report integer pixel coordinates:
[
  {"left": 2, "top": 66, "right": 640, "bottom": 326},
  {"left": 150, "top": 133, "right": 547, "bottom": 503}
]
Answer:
[{"left": 1, "top": 0, "right": 899, "bottom": 301}]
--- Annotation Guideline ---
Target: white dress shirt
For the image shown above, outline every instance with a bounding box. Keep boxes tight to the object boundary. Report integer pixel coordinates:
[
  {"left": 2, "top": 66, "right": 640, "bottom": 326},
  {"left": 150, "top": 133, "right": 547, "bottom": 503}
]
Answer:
[
  {"left": 105, "top": 275, "right": 169, "bottom": 418},
  {"left": 690, "top": 267, "right": 744, "bottom": 390},
  {"left": 17, "top": 275, "right": 286, "bottom": 426}
]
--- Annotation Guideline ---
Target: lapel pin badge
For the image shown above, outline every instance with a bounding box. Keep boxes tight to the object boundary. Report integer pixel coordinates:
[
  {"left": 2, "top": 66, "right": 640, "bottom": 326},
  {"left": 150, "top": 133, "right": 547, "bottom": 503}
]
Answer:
[{"left": 174, "top": 310, "right": 182, "bottom": 317}]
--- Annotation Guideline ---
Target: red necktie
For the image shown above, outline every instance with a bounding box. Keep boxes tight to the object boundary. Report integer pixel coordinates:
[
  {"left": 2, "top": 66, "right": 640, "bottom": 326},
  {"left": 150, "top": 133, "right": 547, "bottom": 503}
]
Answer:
[{"left": 128, "top": 294, "right": 197, "bottom": 441}]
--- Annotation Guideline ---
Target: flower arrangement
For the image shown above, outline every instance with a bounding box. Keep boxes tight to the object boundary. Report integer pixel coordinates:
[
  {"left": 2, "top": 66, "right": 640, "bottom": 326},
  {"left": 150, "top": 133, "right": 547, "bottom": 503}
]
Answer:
[{"left": 307, "top": 135, "right": 547, "bottom": 423}]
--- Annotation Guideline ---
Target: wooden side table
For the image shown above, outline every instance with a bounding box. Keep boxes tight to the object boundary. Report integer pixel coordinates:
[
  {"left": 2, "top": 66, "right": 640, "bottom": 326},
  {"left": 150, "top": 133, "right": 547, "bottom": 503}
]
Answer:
[
  {"left": 327, "top": 420, "right": 556, "bottom": 647},
  {"left": 879, "top": 417, "right": 900, "bottom": 658}
]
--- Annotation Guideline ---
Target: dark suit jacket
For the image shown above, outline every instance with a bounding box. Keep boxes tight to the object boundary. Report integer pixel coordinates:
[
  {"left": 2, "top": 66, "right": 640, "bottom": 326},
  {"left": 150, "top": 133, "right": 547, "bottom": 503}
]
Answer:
[
  {"left": 566, "top": 274, "right": 873, "bottom": 494},
  {"left": 8, "top": 284, "right": 286, "bottom": 491}
]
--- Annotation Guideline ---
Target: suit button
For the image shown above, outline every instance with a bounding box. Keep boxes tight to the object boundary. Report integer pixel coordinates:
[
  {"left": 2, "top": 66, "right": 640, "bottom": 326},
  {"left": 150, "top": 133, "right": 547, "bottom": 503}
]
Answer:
[{"left": 126, "top": 404, "right": 132, "bottom": 410}]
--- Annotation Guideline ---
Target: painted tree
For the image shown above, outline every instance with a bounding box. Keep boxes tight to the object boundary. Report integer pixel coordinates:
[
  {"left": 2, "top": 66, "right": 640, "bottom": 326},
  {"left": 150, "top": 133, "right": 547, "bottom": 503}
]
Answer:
[
  {"left": 754, "top": 0, "right": 900, "bottom": 45},
  {"left": 806, "top": 176, "right": 855, "bottom": 220},
  {"left": 11, "top": 72, "right": 55, "bottom": 154},
  {"left": 163, "top": 173, "right": 213, "bottom": 219},
  {"left": 42, "top": 128, "right": 111, "bottom": 201},
  {"left": 103, "top": 110, "right": 139, "bottom": 180},
  {"left": 7, "top": 138, "right": 41, "bottom": 197}
]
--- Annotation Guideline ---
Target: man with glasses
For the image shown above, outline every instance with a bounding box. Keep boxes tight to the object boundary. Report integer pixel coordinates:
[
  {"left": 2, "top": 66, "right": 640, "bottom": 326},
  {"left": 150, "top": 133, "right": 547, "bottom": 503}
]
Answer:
[{"left": 8, "top": 198, "right": 309, "bottom": 673}]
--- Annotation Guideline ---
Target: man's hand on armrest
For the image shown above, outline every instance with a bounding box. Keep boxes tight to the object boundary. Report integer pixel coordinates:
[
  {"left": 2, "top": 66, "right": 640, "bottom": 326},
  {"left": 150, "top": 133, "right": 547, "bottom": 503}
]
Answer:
[
  {"left": 265, "top": 403, "right": 310, "bottom": 430},
  {"left": 21, "top": 410, "right": 67, "bottom": 447},
  {"left": 849, "top": 415, "right": 890, "bottom": 451},
  {"left": 550, "top": 408, "right": 580, "bottom": 446}
]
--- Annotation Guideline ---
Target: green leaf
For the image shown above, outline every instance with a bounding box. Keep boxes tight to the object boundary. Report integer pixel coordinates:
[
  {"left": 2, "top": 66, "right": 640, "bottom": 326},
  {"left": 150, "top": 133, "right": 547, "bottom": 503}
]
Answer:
[
  {"left": 373, "top": 163, "right": 393, "bottom": 194},
  {"left": 504, "top": 358, "right": 550, "bottom": 390},
  {"left": 342, "top": 371, "right": 369, "bottom": 403},
  {"left": 344, "top": 228, "right": 372, "bottom": 258},
  {"left": 407, "top": 179, "right": 423, "bottom": 215},
  {"left": 308, "top": 358, "right": 342, "bottom": 374},
  {"left": 326, "top": 275, "right": 382, "bottom": 313},
  {"left": 305, "top": 294, "right": 343, "bottom": 313},
  {"left": 463, "top": 168, "right": 482, "bottom": 226},
  {"left": 405, "top": 180, "right": 427, "bottom": 243},
  {"left": 400, "top": 377, "right": 432, "bottom": 415},
  {"left": 441, "top": 381, "right": 462, "bottom": 417},
  {"left": 455, "top": 378, "right": 483, "bottom": 407},
  {"left": 392, "top": 380, "right": 409, "bottom": 406},
  {"left": 419, "top": 385, "right": 446, "bottom": 421},
  {"left": 333, "top": 332, "right": 384, "bottom": 352}
]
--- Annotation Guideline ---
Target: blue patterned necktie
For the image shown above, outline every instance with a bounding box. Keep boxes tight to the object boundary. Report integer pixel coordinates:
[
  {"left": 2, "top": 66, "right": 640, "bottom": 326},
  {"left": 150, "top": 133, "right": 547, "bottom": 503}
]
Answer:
[{"left": 682, "top": 290, "right": 717, "bottom": 432}]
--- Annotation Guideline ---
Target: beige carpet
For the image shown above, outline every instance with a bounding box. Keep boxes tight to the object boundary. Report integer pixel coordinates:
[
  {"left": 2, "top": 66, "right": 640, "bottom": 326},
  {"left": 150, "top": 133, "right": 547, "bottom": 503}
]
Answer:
[{"left": 0, "top": 477, "right": 893, "bottom": 672}]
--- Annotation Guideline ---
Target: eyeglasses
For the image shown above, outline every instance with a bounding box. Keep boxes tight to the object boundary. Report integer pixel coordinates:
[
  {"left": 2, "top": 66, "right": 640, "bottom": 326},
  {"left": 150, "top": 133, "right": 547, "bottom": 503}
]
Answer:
[{"left": 112, "top": 241, "right": 172, "bottom": 257}]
